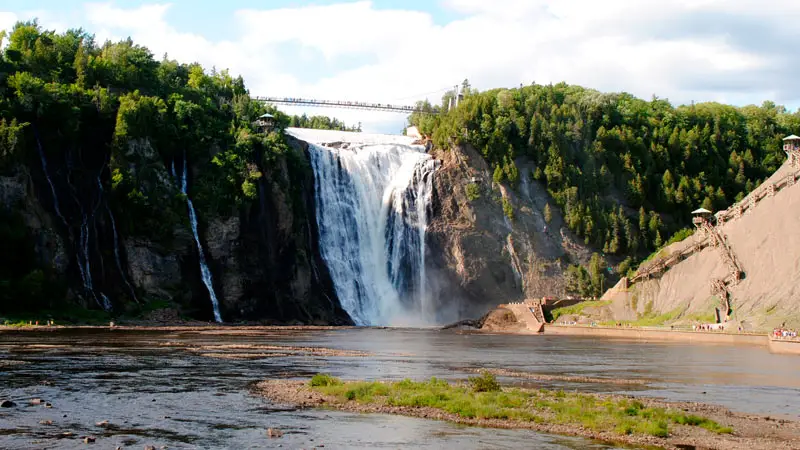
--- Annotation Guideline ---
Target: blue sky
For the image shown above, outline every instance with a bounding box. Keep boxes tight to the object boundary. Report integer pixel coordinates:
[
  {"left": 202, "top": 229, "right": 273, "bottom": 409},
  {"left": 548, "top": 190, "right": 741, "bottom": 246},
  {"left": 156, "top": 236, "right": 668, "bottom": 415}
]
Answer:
[{"left": 2, "top": 1, "right": 799, "bottom": 133}]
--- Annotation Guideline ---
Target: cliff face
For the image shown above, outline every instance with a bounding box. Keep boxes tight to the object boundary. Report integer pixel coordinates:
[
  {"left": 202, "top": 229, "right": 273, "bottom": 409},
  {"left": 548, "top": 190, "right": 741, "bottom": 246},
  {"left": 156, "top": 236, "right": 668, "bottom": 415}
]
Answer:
[
  {"left": 426, "top": 143, "right": 594, "bottom": 320},
  {"left": 0, "top": 133, "right": 351, "bottom": 325},
  {"left": 208, "top": 137, "right": 350, "bottom": 324},
  {"left": 600, "top": 161, "right": 800, "bottom": 331}
]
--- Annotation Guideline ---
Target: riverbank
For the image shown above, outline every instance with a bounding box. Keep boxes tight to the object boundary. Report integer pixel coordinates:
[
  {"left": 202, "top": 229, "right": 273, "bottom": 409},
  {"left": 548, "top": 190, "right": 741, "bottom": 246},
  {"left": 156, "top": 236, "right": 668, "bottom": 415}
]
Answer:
[
  {"left": 544, "top": 324, "right": 765, "bottom": 344},
  {"left": 0, "top": 323, "right": 352, "bottom": 333},
  {"left": 254, "top": 375, "right": 800, "bottom": 450},
  {"left": 544, "top": 324, "right": 800, "bottom": 355},
  {"left": 459, "top": 322, "right": 796, "bottom": 355}
]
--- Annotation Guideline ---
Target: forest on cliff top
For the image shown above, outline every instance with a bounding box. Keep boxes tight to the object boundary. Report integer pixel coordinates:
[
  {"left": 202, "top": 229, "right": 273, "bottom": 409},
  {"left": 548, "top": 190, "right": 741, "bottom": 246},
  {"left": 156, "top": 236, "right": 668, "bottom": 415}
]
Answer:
[
  {"left": 0, "top": 21, "right": 355, "bottom": 315},
  {"left": 410, "top": 81, "right": 799, "bottom": 270},
  {"left": 2, "top": 19, "right": 799, "bottom": 316}
]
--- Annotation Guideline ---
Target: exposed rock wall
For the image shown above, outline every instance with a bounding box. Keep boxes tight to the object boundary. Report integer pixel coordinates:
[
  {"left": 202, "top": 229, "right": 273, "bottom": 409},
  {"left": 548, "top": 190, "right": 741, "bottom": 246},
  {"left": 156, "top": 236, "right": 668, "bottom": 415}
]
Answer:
[
  {"left": 0, "top": 134, "right": 351, "bottom": 325},
  {"left": 426, "top": 144, "right": 593, "bottom": 320},
  {"left": 211, "top": 137, "right": 351, "bottom": 324},
  {"left": 602, "top": 161, "right": 800, "bottom": 330}
]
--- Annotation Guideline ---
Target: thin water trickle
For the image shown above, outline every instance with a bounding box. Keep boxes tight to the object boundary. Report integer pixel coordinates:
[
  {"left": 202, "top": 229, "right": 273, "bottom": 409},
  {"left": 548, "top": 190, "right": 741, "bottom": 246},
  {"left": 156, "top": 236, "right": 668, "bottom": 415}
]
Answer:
[
  {"left": 105, "top": 202, "right": 138, "bottom": 303},
  {"left": 34, "top": 134, "right": 68, "bottom": 228},
  {"left": 303, "top": 130, "right": 437, "bottom": 326},
  {"left": 179, "top": 156, "right": 223, "bottom": 323}
]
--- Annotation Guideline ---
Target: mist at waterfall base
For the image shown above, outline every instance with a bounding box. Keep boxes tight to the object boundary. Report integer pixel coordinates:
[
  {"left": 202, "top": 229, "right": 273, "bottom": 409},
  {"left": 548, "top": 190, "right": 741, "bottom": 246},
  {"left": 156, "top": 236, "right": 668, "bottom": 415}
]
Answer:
[{"left": 289, "top": 128, "right": 454, "bottom": 327}]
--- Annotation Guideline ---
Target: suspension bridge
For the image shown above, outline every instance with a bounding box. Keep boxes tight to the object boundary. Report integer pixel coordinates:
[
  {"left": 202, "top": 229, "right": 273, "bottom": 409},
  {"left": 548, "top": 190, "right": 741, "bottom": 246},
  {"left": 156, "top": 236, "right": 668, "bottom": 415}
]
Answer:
[
  {"left": 252, "top": 96, "right": 437, "bottom": 114},
  {"left": 253, "top": 82, "right": 470, "bottom": 114}
]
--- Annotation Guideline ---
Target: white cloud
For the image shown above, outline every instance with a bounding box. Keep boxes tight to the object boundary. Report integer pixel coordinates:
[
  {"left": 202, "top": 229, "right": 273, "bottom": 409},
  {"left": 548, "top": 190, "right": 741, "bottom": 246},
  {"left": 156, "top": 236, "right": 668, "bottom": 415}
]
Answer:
[
  {"left": 2, "top": 0, "right": 799, "bottom": 132},
  {"left": 0, "top": 12, "right": 17, "bottom": 38}
]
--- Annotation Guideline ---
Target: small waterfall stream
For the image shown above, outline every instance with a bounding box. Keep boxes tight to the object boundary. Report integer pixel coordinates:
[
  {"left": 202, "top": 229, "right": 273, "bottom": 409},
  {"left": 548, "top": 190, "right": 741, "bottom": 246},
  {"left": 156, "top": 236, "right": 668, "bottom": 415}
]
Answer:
[
  {"left": 299, "top": 129, "right": 438, "bottom": 326},
  {"left": 36, "top": 132, "right": 111, "bottom": 310},
  {"left": 177, "top": 158, "right": 223, "bottom": 323},
  {"left": 99, "top": 176, "right": 139, "bottom": 304},
  {"left": 35, "top": 132, "right": 68, "bottom": 228}
]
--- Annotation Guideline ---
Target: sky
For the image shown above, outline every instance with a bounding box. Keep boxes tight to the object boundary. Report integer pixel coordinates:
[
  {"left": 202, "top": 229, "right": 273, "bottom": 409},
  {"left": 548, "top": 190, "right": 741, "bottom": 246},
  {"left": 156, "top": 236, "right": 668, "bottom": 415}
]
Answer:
[{"left": 2, "top": 0, "right": 799, "bottom": 133}]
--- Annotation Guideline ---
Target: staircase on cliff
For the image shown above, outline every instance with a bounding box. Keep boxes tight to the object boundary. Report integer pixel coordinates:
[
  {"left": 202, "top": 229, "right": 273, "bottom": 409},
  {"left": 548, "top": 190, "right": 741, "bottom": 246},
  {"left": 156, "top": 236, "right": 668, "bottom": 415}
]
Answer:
[
  {"left": 615, "top": 139, "right": 800, "bottom": 322},
  {"left": 502, "top": 300, "right": 545, "bottom": 332}
]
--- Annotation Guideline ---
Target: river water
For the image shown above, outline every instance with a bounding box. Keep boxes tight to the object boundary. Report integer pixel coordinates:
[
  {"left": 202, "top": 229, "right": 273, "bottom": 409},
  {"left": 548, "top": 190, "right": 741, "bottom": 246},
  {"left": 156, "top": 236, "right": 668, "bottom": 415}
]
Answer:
[{"left": 1, "top": 328, "right": 798, "bottom": 449}]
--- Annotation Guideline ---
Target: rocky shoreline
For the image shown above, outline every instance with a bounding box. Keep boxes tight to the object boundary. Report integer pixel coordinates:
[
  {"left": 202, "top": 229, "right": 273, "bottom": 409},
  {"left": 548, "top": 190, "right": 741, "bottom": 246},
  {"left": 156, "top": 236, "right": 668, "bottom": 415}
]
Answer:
[{"left": 253, "top": 378, "right": 800, "bottom": 450}]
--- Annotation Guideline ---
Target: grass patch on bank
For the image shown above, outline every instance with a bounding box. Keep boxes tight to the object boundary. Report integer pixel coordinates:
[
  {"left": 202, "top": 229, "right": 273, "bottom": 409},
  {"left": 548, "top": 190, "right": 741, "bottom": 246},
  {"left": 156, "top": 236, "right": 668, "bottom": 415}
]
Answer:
[
  {"left": 550, "top": 300, "right": 611, "bottom": 321},
  {"left": 1, "top": 306, "right": 111, "bottom": 326},
  {"left": 606, "top": 307, "right": 685, "bottom": 327},
  {"left": 308, "top": 372, "right": 732, "bottom": 438}
]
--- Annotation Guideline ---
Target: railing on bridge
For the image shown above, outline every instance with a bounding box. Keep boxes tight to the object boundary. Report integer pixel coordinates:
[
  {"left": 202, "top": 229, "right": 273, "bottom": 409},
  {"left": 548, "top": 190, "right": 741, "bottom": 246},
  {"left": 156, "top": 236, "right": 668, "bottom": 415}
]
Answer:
[{"left": 253, "top": 96, "right": 438, "bottom": 114}]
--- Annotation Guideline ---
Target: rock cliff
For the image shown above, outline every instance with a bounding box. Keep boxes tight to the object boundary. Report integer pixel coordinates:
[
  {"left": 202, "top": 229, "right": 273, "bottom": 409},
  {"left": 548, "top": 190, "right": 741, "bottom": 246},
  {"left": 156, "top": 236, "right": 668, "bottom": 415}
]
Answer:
[
  {"left": 426, "top": 143, "right": 594, "bottom": 320},
  {"left": 599, "top": 161, "right": 800, "bottom": 331},
  {"left": 0, "top": 133, "right": 351, "bottom": 325}
]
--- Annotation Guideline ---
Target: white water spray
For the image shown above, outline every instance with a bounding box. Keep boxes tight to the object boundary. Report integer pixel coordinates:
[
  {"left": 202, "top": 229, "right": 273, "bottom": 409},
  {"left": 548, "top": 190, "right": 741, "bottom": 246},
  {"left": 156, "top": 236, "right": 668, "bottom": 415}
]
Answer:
[
  {"left": 294, "top": 129, "right": 438, "bottom": 326},
  {"left": 177, "top": 158, "right": 223, "bottom": 323}
]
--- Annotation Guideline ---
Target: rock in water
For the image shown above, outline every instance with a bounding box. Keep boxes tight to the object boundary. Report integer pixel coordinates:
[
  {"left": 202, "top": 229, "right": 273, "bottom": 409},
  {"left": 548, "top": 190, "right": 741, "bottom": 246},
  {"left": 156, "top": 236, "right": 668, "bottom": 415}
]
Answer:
[
  {"left": 0, "top": 400, "right": 15, "bottom": 407},
  {"left": 83, "top": 436, "right": 96, "bottom": 444},
  {"left": 267, "top": 428, "right": 283, "bottom": 438}
]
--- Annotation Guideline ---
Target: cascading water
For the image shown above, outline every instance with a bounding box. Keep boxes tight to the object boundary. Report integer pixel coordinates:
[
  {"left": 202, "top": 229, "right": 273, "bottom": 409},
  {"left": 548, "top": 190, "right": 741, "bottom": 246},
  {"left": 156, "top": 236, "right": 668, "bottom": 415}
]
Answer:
[
  {"left": 35, "top": 132, "right": 68, "bottom": 228},
  {"left": 37, "top": 132, "right": 109, "bottom": 310},
  {"left": 176, "top": 158, "right": 223, "bottom": 323},
  {"left": 297, "top": 129, "right": 438, "bottom": 326},
  {"left": 99, "top": 177, "right": 139, "bottom": 304}
]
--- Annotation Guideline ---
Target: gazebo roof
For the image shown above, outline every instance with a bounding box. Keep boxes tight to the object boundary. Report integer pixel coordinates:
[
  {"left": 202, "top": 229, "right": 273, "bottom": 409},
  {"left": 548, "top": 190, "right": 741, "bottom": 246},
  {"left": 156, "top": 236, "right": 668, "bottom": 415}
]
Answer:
[
  {"left": 691, "top": 208, "right": 712, "bottom": 215},
  {"left": 783, "top": 134, "right": 800, "bottom": 141}
]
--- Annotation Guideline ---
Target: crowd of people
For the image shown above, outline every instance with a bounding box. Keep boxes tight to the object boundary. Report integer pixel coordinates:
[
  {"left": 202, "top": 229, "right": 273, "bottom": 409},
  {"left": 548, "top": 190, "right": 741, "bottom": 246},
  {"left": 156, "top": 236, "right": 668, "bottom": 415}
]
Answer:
[
  {"left": 270, "top": 97, "right": 416, "bottom": 111},
  {"left": 773, "top": 328, "right": 798, "bottom": 339}
]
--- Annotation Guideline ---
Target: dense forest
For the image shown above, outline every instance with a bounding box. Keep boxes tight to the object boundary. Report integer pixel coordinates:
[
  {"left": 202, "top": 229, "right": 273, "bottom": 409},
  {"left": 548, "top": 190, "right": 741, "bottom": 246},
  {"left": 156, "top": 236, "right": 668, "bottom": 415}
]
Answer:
[
  {"left": 0, "top": 21, "right": 355, "bottom": 316},
  {"left": 289, "top": 114, "right": 361, "bottom": 132},
  {"left": 410, "top": 80, "right": 799, "bottom": 276},
  {"left": 2, "top": 19, "right": 798, "bottom": 312}
]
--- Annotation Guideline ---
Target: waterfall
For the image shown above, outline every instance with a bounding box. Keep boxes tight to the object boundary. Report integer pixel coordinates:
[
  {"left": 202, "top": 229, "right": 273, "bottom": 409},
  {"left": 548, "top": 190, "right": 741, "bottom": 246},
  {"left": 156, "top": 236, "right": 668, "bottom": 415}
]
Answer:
[
  {"left": 34, "top": 133, "right": 68, "bottom": 228},
  {"left": 302, "top": 130, "right": 438, "bottom": 326},
  {"left": 178, "top": 157, "right": 223, "bottom": 323},
  {"left": 100, "top": 176, "right": 139, "bottom": 304}
]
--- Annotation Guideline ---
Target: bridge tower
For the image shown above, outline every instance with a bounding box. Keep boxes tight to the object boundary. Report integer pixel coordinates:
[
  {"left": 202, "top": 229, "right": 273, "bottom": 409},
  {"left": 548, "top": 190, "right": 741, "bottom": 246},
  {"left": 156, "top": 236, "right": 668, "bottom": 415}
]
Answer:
[{"left": 783, "top": 134, "right": 800, "bottom": 167}]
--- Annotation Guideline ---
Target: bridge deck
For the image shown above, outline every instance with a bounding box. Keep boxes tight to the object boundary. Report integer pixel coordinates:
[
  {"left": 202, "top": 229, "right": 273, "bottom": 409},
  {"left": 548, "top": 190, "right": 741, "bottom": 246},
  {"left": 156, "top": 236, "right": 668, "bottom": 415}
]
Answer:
[{"left": 253, "top": 96, "right": 436, "bottom": 114}]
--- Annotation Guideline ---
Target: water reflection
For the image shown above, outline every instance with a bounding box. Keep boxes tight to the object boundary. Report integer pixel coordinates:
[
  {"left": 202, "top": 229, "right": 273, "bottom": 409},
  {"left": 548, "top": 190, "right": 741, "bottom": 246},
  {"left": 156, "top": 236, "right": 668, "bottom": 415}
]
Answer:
[{"left": 1, "top": 327, "right": 798, "bottom": 448}]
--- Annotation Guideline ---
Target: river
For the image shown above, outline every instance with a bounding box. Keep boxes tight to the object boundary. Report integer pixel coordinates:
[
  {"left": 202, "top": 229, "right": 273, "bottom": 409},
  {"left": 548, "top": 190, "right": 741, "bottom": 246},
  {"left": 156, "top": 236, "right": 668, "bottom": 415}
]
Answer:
[{"left": 1, "top": 328, "right": 798, "bottom": 449}]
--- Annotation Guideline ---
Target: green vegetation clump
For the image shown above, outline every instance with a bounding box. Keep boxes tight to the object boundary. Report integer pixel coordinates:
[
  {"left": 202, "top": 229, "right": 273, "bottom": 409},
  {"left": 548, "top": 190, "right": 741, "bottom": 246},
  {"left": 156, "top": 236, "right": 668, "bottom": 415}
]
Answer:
[
  {"left": 468, "top": 371, "right": 501, "bottom": 392},
  {"left": 465, "top": 183, "right": 481, "bottom": 201},
  {"left": 550, "top": 300, "right": 611, "bottom": 322},
  {"left": 611, "top": 307, "right": 685, "bottom": 327},
  {"left": 564, "top": 253, "right": 609, "bottom": 297},
  {"left": 502, "top": 198, "right": 514, "bottom": 220},
  {"left": 289, "top": 114, "right": 361, "bottom": 132},
  {"left": 664, "top": 228, "right": 695, "bottom": 247},
  {"left": 310, "top": 373, "right": 343, "bottom": 387},
  {"left": 309, "top": 374, "right": 733, "bottom": 438}
]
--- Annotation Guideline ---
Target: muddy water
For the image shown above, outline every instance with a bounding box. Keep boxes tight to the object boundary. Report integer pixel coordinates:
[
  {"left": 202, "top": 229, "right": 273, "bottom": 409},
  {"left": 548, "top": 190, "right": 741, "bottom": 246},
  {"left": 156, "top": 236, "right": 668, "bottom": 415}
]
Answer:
[{"left": 1, "top": 328, "right": 798, "bottom": 449}]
